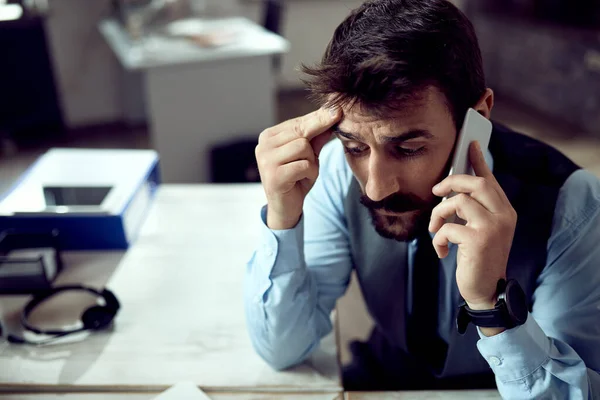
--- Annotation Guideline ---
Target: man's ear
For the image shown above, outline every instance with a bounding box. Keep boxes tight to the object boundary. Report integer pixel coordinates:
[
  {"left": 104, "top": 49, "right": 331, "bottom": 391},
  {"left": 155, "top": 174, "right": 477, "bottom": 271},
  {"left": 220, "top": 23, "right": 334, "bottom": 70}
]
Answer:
[{"left": 473, "top": 88, "right": 494, "bottom": 120}]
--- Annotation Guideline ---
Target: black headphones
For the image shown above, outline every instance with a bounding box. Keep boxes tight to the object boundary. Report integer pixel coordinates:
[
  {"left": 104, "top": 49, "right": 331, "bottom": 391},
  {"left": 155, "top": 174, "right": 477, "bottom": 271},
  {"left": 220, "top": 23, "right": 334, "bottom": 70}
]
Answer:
[{"left": 5, "top": 286, "right": 120, "bottom": 345}]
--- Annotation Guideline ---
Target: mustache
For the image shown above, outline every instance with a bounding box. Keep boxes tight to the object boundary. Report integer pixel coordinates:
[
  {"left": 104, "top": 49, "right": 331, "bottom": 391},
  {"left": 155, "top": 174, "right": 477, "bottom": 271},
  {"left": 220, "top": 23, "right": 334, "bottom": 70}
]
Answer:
[{"left": 359, "top": 192, "right": 431, "bottom": 213}]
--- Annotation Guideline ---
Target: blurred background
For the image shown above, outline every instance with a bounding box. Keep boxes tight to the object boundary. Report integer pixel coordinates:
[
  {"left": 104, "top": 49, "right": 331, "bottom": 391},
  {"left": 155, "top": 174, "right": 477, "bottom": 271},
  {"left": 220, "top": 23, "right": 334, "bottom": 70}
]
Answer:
[
  {"left": 1, "top": 0, "right": 599, "bottom": 190},
  {"left": 0, "top": 0, "right": 599, "bottom": 368}
]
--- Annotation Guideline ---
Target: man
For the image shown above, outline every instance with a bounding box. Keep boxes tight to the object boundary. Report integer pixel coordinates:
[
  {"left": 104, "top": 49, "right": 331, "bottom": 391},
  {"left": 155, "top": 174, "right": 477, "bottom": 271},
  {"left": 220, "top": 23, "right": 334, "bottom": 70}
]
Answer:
[{"left": 244, "top": 0, "right": 600, "bottom": 397}]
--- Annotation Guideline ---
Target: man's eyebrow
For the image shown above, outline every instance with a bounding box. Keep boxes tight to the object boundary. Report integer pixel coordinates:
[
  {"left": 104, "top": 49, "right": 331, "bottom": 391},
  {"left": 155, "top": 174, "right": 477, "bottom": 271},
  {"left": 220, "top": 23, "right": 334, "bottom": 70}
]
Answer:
[
  {"left": 332, "top": 125, "right": 434, "bottom": 143},
  {"left": 381, "top": 129, "right": 434, "bottom": 144},
  {"left": 332, "top": 126, "right": 362, "bottom": 141}
]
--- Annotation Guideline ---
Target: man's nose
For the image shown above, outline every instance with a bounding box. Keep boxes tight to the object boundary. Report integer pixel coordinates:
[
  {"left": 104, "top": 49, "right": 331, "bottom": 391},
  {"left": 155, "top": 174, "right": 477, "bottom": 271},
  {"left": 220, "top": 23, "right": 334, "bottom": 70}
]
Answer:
[{"left": 364, "top": 154, "right": 399, "bottom": 202}]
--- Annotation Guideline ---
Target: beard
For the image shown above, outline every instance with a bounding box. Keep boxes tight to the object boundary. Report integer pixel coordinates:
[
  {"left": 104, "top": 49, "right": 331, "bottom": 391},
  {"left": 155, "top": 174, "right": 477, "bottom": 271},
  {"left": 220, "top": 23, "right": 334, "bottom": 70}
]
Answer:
[{"left": 359, "top": 191, "right": 440, "bottom": 242}]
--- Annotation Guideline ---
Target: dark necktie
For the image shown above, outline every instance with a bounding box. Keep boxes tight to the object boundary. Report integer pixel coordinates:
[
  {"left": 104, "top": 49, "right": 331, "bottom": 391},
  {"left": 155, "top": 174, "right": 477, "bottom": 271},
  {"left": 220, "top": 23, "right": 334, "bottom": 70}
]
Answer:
[{"left": 407, "top": 230, "right": 448, "bottom": 371}]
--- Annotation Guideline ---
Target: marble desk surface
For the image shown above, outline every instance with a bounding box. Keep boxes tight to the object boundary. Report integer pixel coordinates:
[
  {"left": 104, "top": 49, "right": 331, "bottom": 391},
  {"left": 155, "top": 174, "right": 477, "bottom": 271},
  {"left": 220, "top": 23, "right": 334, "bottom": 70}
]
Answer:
[{"left": 0, "top": 185, "right": 340, "bottom": 393}]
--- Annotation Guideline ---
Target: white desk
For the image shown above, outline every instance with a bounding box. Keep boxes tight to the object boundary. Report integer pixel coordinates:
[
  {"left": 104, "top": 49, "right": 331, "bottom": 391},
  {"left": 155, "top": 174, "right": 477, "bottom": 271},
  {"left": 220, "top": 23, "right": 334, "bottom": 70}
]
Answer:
[
  {"left": 100, "top": 18, "right": 289, "bottom": 183},
  {"left": 0, "top": 393, "right": 343, "bottom": 400},
  {"left": 0, "top": 392, "right": 502, "bottom": 400},
  {"left": 346, "top": 391, "right": 501, "bottom": 399},
  {"left": 0, "top": 185, "right": 339, "bottom": 393}
]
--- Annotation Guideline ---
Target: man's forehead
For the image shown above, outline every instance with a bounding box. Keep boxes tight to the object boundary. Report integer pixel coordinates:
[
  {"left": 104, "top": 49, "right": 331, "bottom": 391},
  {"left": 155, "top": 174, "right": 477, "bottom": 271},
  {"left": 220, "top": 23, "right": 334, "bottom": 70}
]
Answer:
[
  {"left": 339, "top": 105, "right": 426, "bottom": 126},
  {"left": 337, "top": 104, "right": 438, "bottom": 137},
  {"left": 335, "top": 86, "right": 452, "bottom": 134}
]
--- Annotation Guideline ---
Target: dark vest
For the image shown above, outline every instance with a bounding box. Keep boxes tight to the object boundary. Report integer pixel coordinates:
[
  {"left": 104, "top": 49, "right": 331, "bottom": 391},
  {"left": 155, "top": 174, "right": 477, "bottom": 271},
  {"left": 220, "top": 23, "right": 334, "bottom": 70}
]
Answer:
[{"left": 343, "top": 123, "right": 580, "bottom": 388}]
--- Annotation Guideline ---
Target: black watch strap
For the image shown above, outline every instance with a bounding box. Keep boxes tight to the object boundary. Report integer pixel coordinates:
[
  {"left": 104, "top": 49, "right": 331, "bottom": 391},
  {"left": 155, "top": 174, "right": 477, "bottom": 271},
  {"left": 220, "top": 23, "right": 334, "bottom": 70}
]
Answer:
[
  {"left": 456, "top": 279, "right": 527, "bottom": 334},
  {"left": 458, "top": 301, "right": 516, "bottom": 332}
]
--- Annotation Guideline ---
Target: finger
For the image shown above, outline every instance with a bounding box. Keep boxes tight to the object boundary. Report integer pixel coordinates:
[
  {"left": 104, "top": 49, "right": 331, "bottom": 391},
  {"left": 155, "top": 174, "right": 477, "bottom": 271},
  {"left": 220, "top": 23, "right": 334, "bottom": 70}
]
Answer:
[
  {"left": 429, "top": 194, "right": 490, "bottom": 233},
  {"left": 469, "top": 141, "right": 494, "bottom": 180},
  {"left": 271, "top": 138, "right": 316, "bottom": 167},
  {"left": 300, "top": 107, "right": 341, "bottom": 140},
  {"left": 432, "top": 223, "right": 473, "bottom": 258},
  {"left": 268, "top": 129, "right": 305, "bottom": 148},
  {"left": 432, "top": 175, "right": 505, "bottom": 213},
  {"left": 275, "top": 107, "right": 341, "bottom": 141},
  {"left": 273, "top": 160, "right": 319, "bottom": 190},
  {"left": 470, "top": 141, "right": 511, "bottom": 205},
  {"left": 268, "top": 129, "right": 334, "bottom": 160}
]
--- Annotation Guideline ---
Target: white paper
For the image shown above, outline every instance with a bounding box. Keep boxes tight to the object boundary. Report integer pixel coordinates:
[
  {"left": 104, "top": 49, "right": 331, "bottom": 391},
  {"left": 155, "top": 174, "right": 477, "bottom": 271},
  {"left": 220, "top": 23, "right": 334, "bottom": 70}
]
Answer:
[{"left": 153, "top": 382, "right": 212, "bottom": 400}]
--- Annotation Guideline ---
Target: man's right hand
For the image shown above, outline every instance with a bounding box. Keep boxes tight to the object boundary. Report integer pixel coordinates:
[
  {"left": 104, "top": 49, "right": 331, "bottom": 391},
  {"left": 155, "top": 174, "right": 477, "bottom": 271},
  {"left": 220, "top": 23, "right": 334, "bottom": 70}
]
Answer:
[{"left": 256, "top": 107, "right": 342, "bottom": 230}]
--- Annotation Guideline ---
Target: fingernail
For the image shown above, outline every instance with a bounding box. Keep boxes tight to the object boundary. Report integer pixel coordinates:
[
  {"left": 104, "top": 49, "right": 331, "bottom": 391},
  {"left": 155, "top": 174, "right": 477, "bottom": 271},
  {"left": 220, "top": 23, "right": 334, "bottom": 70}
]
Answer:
[
  {"left": 432, "top": 184, "right": 440, "bottom": 192},
  {"left": 329, "top": 107, "right": 338, "bottom": 118}
]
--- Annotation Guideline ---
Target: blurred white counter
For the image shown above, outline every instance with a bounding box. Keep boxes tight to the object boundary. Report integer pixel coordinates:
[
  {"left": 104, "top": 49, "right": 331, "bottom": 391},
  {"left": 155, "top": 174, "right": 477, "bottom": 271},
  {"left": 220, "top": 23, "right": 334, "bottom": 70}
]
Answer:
[{"left": 100, "top": 17, "right": 289, "bottom": 183}]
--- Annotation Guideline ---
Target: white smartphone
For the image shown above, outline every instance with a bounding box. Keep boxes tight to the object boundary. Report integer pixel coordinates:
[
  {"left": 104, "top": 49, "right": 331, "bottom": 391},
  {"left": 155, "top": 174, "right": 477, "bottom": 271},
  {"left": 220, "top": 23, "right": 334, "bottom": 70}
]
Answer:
[{"left": 442, "top": 108, "right": 493, "bottom": 223}]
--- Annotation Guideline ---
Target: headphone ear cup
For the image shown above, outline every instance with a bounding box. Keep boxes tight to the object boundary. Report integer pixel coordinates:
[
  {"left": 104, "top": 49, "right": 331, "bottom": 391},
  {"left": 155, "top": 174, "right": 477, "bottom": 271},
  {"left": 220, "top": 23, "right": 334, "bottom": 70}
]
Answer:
[{"left": 81, "top": 306, "right": 115, "bottom": 330}]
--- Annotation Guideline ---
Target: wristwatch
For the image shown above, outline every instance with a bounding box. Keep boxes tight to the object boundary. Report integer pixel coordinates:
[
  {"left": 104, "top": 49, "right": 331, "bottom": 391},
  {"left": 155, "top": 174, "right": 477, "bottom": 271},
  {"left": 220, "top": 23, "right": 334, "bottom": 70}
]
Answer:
[{"left": 456, "top": 279, "right": 529, "bottom": 335}]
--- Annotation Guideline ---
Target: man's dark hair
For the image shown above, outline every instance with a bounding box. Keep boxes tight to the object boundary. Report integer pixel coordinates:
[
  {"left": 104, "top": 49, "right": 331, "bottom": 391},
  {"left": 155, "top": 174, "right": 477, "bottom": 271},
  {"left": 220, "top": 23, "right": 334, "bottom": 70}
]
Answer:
[{"left": 302, "top": 0, "right": 486, "bottom": 127}]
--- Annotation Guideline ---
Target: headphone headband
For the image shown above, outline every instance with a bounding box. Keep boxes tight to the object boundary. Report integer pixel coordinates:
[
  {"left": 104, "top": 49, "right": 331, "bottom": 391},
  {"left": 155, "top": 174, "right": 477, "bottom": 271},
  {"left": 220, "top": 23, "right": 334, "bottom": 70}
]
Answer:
[{"left": 15, "top": 285, "right": 120, "bottom": 340}]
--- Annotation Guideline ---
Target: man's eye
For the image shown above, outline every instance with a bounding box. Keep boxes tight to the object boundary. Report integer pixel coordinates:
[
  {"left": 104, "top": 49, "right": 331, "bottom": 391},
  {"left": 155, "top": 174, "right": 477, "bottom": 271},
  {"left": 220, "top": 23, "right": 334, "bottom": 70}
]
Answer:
[
  {"left": 396, "top": 146, "right": 426, "bottom": 157},
  {"left": 343, "top": 146, "right": 368, "bottom": 156},
  {"left": 343, "top": 145, "right": 426, "bottom": 158}
]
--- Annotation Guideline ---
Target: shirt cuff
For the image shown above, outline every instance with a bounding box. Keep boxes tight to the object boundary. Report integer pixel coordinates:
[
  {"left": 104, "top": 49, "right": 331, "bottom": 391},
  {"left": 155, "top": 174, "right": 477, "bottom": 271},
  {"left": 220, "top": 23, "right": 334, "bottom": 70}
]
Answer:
[
  {"left": 257, "top": 205, "right": 305, "bottom": 278},
  {"left": 476, "top": 313, "right": 551, "bottom": 383}
]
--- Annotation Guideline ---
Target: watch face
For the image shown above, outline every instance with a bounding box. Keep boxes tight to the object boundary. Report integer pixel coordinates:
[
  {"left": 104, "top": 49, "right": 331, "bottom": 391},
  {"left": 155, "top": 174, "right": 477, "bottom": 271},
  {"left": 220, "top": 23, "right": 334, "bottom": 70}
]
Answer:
[{"left": 506, "top": 280, "right": 528, "bottom": 324}]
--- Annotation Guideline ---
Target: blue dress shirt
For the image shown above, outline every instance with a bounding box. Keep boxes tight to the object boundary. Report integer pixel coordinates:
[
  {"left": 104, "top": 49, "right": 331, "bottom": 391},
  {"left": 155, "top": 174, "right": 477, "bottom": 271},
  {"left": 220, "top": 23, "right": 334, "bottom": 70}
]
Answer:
[{"left": 244, "top": 139, "right": 600, "bottom": 399}]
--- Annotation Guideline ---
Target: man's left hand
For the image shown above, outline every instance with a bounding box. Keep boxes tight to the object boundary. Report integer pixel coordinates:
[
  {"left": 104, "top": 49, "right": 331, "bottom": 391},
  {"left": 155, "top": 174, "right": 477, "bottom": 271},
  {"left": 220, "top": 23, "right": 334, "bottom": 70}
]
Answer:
[{"left": 429, "top": 141, "right": 517, "bottom": 315}]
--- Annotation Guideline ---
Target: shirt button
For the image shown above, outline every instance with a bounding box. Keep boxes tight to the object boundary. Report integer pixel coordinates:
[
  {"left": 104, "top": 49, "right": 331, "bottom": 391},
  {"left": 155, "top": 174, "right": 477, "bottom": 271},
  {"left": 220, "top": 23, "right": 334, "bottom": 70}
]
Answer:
[
  {"left": 264, "top": 248, "right": 274, "bottom": 257},
  {"left": 489, "top": 356, "right": 502, "bottom": 366}
]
